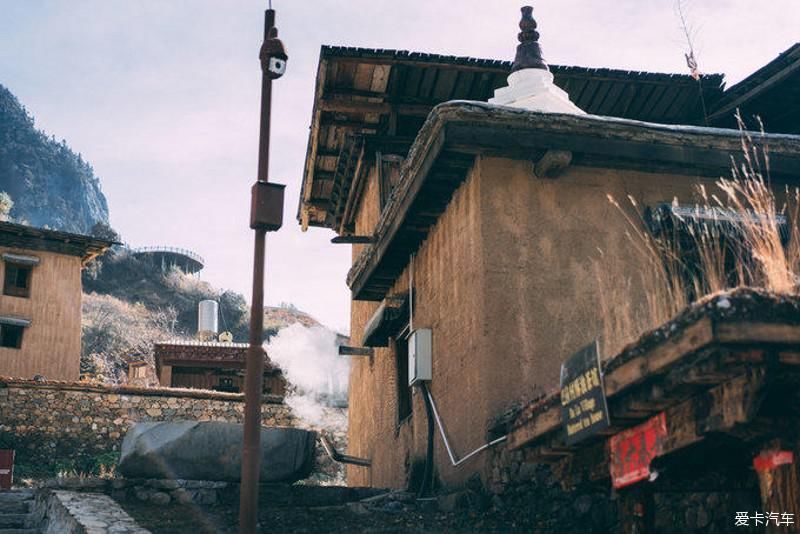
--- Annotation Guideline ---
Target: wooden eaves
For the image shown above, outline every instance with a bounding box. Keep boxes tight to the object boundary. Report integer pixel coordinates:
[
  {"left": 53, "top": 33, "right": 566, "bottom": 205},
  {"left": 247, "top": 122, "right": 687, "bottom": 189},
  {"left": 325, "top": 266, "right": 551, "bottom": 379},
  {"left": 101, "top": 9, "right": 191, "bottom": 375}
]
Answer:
[
  {"left": 0, "top": 221, "right": 115, "bottom": 265},
  {"left": 347, "top": 101, "right": 800, "bottom": 301},
  {"left": 297, "top": 46, "right": 724, "bottom": 233}
]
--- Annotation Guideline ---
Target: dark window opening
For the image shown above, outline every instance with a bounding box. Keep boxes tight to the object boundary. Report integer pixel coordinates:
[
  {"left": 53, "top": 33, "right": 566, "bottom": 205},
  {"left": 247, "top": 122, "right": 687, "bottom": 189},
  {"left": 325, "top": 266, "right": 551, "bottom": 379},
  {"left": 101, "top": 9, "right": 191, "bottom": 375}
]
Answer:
[
  {"left": 216, "top": 376, "right": 237, "bottom": 393},
  {"left": 645, "top": 204, "right": 789, "bottom": 301},
  {"left": 3, "top": 264, "right": 32, "bottom": 298},
  {"left": 0, "top": 324, "right": 24, "bottom": 349},
  {"left": 395, "top": 333, "right": 412, "bottom": 422}
]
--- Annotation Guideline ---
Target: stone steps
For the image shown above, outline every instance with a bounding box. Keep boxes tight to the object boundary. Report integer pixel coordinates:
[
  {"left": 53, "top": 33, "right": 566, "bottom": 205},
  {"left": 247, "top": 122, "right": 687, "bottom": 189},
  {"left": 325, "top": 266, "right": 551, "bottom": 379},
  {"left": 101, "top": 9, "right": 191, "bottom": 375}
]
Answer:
[
  {"left": 0, "top": 491, "right": 38, "bottom": 533},
  {"left": 0, "top": 502, "right": 28, "bottom": 515}
]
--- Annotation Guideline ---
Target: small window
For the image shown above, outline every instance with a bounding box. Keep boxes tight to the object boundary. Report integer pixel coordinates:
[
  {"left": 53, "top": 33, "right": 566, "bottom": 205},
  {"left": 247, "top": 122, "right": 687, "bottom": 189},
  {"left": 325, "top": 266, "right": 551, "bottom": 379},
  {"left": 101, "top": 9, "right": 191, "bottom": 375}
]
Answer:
[
  {"left": 3, "top": 264, "right": 32, "bottom": 298},
  {"left": 395, "top": 334, "right": 412, "bottom": 422},
  {"left": 216, "top": 376, "right": 237, "bottom": 393},
  {"left": 133, "top": 366, "right": 146, "bottom": 379},
  {"left": 0, "top": 324, "right": 24, "bottom": 349}
]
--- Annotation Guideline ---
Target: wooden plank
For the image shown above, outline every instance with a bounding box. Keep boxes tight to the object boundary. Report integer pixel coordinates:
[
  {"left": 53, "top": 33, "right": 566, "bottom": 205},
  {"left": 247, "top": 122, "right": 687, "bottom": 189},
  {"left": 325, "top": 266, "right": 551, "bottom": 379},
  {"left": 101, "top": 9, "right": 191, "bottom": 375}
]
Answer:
[
  {"left": 331, "top": 235, "right": 373, "bottom": 244},
  {"left": 510, "top": 319, "right": 718, "bottom": 450},
  {"left": 329, "top": 55, "right": 511, "bottom": 75},
  {"left": 353, "top": 63, "right": 376, "bottom": 92},
  {"left": 339, "top": 346, "right": 374, "bottom": 356},
  {"left": 507, "top": 404, "right": 562, "bottom": 450},
  {"left": 716, "top": 322, "right": 800, "bottom": 345},
  {"left": 418, "top": 67, "right": 439, "bottom": 99},
  {"left": 636, "top": 84, "right": 668, "bottom": 120},
  {"left": 542, "top": 369, "right": 768, "bottom": 483},
  {"left": 339, "top": 142, "right": 368, "bottom": 233},
  {"left": 605, "top": 318, "right": 714, "bottom": 395},
  {"left": 451, "top": 70, "right": 475, "bottom": 99},
  {"left": 432, "top": 69, "right": 459, "bottom": 101},
  {"left": 648, "top": 85, "right": 683, "bottom": 120},
  {"left": 779, "top": 351, "right": 800, "bottom": 365},
  {"left": 370, "top": 64, "right": 392, "bottom": 93},
  {"left": 664, "top": 369, "right": 767, "bottom": 453},
  {"left": 709, "top": 54, "right": 800, "bottom": 121},
  {"left": 403, "top": 67, "right": 425, "bottom": 98},
  {"left": 318, "top": 99, "right": 392, "bottom": 115},
  {"left": 336, "top": 61, "right": 357, "bottom": 87},
  {"left": 593, "top": 81, "right": 626, "bottom": 116}
]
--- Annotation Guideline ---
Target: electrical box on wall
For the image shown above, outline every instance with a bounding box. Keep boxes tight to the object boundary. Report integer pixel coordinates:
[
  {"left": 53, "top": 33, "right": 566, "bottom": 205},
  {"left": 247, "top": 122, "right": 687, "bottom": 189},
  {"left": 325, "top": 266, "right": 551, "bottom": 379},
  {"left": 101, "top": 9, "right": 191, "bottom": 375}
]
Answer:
[{"left": 408, "top": 328, "right": 432, "bottom": 386}]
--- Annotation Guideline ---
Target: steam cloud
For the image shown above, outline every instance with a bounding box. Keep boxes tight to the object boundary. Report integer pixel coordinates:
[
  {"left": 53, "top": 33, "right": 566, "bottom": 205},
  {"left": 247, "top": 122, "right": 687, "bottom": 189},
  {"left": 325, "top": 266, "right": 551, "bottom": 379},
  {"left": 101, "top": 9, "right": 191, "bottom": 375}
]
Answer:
[{"left": 265, "top": 324, "right": 349, "bottom": 430}]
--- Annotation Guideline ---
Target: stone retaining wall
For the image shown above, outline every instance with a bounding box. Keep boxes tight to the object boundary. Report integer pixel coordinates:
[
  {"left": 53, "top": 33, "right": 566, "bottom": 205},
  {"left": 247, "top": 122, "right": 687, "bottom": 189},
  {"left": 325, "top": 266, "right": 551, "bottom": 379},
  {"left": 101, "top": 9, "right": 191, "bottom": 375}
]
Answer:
[
  {"left": 0, "top": 378, "right": 293, "bottom": 467},
  {"left": 486, "top": 442, "right": 760, "bottom": 532}
]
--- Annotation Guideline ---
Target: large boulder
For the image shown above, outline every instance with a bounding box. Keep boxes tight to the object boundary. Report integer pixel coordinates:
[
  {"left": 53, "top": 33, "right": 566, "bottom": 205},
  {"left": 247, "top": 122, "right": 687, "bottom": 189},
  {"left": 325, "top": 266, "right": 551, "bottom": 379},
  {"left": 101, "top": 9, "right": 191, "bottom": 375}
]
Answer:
[{"left": 118, "top": 421, "right": 316, "bottom": 482}]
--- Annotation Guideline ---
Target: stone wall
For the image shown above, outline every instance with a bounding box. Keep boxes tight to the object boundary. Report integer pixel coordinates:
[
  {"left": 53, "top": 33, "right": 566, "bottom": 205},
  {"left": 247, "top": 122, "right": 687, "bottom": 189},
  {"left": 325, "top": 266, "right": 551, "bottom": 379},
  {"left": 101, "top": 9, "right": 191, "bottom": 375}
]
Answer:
[
  {"left": 486, "top": 442, "right": 761, "bottom": 533},
  {"left": 0, "top": 378, "right": 293, "bottom": 467}
]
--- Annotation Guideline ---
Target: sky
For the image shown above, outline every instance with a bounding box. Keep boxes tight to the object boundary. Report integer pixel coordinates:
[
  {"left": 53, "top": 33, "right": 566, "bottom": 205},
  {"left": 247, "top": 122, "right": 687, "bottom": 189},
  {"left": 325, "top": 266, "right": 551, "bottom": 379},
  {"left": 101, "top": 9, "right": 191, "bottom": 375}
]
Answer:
[{"left": 0, "top": 0, "right": 798, "bottom": 332}]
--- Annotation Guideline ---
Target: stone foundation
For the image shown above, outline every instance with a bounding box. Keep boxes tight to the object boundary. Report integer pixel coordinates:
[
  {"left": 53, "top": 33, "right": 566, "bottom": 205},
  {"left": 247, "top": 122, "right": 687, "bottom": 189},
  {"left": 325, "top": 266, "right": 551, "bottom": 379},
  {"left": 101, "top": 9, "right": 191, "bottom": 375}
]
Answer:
[{"left": 486, "top": 442, "right": 761, "bottom": 533}]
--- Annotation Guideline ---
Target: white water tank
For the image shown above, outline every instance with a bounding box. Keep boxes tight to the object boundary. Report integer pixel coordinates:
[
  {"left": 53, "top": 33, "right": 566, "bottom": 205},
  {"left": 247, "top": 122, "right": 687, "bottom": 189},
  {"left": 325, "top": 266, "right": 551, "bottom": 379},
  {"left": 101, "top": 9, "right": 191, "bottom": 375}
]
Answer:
[{"left": 198, "top": 300, "right": 219, "bottom": 335}]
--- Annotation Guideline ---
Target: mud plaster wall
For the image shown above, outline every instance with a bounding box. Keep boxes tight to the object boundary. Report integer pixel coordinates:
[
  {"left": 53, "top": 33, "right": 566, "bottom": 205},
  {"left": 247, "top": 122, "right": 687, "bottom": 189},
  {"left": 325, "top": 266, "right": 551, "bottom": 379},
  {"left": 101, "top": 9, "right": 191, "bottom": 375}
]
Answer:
[
  {"left": 479, "top": 157, "right": 721, "bottom": 414},
  {"left": 0, "top": 248, "right": 82, "bottom": 381},
  {"left": 348, "top": 161, "right": 487, "bottom": 489},
  {"left": 346, "top": 155, "right": 722, "bottom": 491}
]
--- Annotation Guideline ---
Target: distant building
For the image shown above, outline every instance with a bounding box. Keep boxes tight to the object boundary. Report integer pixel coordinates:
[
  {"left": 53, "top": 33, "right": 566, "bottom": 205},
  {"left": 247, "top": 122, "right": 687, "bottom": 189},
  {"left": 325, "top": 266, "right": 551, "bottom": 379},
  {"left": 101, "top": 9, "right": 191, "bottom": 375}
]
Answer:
[
  {"left": 131, "top": 246, "right": 204, "bottom": 275},
  {"left": 154, "top": 340, "right": 286, "bottom": 396},
  {"left": 0, "top": 221, "right": 112, "bottom": 380},
  {"left": 126, "top": 360, "right": 151, "bottom": 386},
  {"left": 296, "top": 9, "right": 800, "bottom": 494}
]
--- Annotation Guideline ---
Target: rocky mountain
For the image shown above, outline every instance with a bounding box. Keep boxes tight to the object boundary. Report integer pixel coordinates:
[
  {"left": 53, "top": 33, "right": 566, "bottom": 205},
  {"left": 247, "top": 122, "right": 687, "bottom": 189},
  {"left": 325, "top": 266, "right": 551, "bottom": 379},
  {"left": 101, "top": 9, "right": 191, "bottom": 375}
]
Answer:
[{"left": 0, "top": 83, "right": 109, "bottom": 233}]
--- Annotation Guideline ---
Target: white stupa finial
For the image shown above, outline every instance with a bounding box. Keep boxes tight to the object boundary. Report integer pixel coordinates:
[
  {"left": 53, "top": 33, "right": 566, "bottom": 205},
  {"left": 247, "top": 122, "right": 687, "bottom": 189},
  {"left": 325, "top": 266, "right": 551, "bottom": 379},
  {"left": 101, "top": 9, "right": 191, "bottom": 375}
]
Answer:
[{"left": 489, "top": 6, "right": 584, "bottom": 114}]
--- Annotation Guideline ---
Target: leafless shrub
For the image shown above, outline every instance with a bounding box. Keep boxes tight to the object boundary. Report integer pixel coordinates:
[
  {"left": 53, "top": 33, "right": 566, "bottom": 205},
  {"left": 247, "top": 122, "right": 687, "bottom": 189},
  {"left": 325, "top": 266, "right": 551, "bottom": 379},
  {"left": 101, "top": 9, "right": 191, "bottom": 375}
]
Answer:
[{"left": 81, "top": 292, "right": 185, "bottom": 384}]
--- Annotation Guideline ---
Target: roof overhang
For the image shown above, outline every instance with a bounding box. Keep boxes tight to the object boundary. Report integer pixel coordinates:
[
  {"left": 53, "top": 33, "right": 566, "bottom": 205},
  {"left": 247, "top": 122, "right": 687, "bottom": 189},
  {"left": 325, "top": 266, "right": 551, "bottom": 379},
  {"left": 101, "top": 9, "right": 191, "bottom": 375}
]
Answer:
[
  {"left": 0, "top": 221, "right": 114, "bottom": 265},
  {"left": 709, "top": 42, "right": 800, "bottom": 133},
  {"left": 347, "top": 101, "right": 800, "bottom": 301},
  {"left": 298, "top": 46, "right": 723, "bottom": 233},
  {"left": 153, "top": 342, "right": 279, "bottom": 374}
]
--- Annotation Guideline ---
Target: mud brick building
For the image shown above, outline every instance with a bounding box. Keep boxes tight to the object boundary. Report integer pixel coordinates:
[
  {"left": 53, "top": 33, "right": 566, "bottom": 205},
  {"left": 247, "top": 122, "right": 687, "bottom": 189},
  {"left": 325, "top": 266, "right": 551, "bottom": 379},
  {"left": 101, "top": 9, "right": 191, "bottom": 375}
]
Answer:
[
  {"left": 154, "top": 340, "right": 286, "bottom": 396},
  {"left": 296, "top": 5, "right": 800, "bottom": 518},
  {"left": 0, "top": 221, "right": 111, "bottom": 381}
]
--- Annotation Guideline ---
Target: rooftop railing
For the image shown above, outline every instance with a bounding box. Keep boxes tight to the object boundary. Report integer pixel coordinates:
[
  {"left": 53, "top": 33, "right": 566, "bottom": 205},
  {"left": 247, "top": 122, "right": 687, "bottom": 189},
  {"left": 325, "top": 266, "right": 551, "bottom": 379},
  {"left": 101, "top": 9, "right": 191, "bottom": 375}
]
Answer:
[{"left": 131, "top": 246, "right": 204, "bottom": 266}]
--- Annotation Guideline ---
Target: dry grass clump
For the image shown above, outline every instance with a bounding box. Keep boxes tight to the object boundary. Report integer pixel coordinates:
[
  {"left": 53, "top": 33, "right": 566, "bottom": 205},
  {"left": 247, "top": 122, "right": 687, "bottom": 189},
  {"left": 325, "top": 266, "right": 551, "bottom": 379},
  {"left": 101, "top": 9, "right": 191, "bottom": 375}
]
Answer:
[{"left": 596, "top": 118, "right": 800, "bottom": 359}]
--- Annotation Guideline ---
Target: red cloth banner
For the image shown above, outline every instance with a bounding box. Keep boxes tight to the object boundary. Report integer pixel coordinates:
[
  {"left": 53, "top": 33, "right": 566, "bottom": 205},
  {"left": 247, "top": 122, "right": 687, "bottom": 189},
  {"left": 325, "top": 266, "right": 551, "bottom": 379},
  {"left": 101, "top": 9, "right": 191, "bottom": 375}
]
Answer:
[
  {"left": 0, "top": 450, "right": 14, "bottom": 490},
  {"left": 753, "top": 450, "right": 794, "bottom": 472},
  {"left": 609, "top": 412, "right": 667, "bottom": 490}
]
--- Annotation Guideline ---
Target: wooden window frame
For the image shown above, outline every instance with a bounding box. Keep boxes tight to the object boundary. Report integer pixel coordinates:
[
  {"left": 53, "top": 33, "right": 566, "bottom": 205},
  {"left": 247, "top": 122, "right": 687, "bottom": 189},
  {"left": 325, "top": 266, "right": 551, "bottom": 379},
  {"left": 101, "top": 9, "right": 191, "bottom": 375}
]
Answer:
[
  {"left": 3, "top": 263, "right": 32, "bottom": 299},
  {"left": 0, "top": 324, "right": 24, "bottom": 349},
  {"left": 395, "top": 323, "right": 413, "bottom": 425}
]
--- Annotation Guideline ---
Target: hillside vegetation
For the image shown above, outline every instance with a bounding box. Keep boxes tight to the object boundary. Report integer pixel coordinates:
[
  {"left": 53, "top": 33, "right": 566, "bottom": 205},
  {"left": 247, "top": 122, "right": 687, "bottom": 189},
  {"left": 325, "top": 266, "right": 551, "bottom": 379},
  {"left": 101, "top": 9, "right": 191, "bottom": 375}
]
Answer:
[
  {"left": 0, "top": 84, "right": 109, "bottom": 232},
  {"left": 81, "top": 230, "right": 328, "bottom": 383}
]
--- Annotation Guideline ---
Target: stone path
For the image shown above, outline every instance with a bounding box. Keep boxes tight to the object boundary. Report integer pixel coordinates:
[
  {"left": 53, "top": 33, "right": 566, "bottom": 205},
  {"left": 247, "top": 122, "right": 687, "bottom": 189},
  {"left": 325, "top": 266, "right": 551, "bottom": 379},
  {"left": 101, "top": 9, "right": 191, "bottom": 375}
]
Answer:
[
  {"left": 46, "top": 491, "right": 149, "bottom": 534},
  {"left": 0, "top": 489, "right": 38, "bottom": 533}
]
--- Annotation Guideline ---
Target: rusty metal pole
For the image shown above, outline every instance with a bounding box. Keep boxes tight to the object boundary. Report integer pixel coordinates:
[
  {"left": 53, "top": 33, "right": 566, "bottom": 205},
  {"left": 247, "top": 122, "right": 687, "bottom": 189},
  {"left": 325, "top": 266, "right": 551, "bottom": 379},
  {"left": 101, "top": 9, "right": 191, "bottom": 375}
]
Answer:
[{"left": 240, "top": 6, "right": 287, "bottom": 533}]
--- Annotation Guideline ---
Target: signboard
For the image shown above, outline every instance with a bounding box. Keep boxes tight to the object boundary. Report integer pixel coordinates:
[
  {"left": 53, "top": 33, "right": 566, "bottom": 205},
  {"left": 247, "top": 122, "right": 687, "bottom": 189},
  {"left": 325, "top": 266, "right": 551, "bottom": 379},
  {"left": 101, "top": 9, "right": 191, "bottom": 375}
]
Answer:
[
  {"left": 609, "top": 412, "right": 668, "bottom": 490},
  {"left": 560, "top": 340, "right": 610, "bottom": 445}
]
